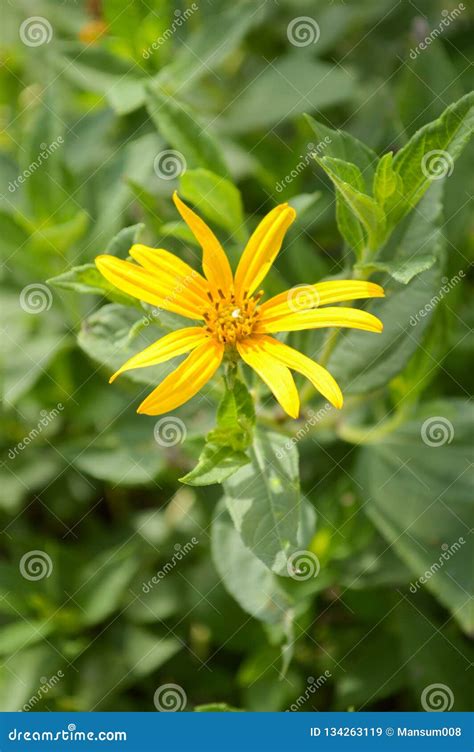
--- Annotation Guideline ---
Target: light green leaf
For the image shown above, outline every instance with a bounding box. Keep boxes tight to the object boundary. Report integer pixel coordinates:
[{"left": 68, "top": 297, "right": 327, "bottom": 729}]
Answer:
[
  {"left": 180, "top": 444, "right": 250, "bottom": 487},
  {"left": 356, "top": 253, "right": 436, "bottom": 284},
  {"left": 146, "top": 90, "right": 228, "bottom": 176},
  {"left": 373, "top": 151, "right": 402, "bottom": 206},
  {"left": 181, "top": 379, "right": 255, "bottom": 486},
  {"left": 179, "top": 169, "right": 245, "bottom": 240},
  {"left": 223, "top": 429, "right": 301, "bottom": 575},
  {"left": 105, "top": 223, "right": 145, "bottom": 257},
  {"left": 48, "top": 263, "right": 138, "bottom": 307}
]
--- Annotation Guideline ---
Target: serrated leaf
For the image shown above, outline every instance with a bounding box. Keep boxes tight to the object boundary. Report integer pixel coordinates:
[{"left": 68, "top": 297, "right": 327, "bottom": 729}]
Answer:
[
  {"left": 180, "top": 444, "right": 250, "bottom": 486},
  {"left": 356, "top": 253, "right": 436, "bottom": 284},
  {"left": 105, "top": 223, "right": 145, "bottom": 257}
]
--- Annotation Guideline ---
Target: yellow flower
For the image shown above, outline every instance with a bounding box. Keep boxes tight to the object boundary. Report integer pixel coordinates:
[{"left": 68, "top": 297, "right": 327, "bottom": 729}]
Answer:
[{"left": 95, "top": 193, "right": 384, "bottom": 418}]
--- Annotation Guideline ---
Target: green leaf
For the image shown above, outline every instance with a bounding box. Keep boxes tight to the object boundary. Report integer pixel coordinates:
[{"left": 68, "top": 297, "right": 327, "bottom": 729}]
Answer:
[
  {"left": 356, "top": 253, "right": 436, "bottom": 284},
  {"left": 373, "top": 151, "right": 402, "bottom": 206},
  {"left": 48, "top": 263, "right": 138, "bottom": 307},
  {"left": 304, "top": 115, "right": 377, "bottom": 189},
  {"left": 359, "top": 400, "right": 473, "bottom": 635},
  {"left": 223, "top": 429, "right": 301, "bottom": 574},
  {"left": 180, "top": 444, "right": 250, "bottom": 487},
  {"left": 221, "top": 55, "right": 354, "bottom": 134},
  {"left": 181, "top": 379, "right": 255, "bottom": 486},
  {"left": 77, "top": 304, "right": 183, "bottom": 386},
  {"left": 105, "top": 223, "right": 145, "bottom": 257},
  {"left": 211, "top": 501, "right": 295, "bottom": 624},
  {"left": 146, "top": 90, "right": 228, "bottom": 176},
  {"left": 328, "top": 186, "right": 445, "bottom": 393},
  {"left": 318, "top": 156, "right": 386, "bottom": 253},
  {"left": 390, "top": 92, "right": 474, "bottom": 223},
  {"left": 179, "top": 169, "right": 245, "bottom": 240}
]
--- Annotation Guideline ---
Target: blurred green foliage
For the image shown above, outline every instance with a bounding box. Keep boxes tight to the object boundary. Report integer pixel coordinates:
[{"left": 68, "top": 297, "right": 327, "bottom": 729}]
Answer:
[{"left": 1, "top": 0, "right": 473, "bottom": 713}]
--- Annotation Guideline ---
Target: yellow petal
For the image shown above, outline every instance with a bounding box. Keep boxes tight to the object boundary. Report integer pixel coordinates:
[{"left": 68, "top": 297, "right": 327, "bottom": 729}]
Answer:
[
  {"left": 260, "top": 280, "right": 384, "bottom": 321},
  {"left": 256, "top": 306, "right": 383, "bottom": 334},
  {"left": 137, "top": 339, "right": 224, "bottom": 415},
  {"left": 129, "top": 244, "right": 210, "bottom": 308},
  {"left": 237, "top": 338, "right": 299, "bottom": 418},
  {"left": 253, "top": 335, "right": 343, "bottom": 409},
  {"left": 110, "top": 327, "right": 209, "bottom": 383},
  {"left": 95, "top": 255, "right": 204, "bottom": 319},
  {"left": 173, "top": 192, "right": 233, "bottom": 293},
  {"left": 234, "top": 204, "right": 296, "bottom": 298}
]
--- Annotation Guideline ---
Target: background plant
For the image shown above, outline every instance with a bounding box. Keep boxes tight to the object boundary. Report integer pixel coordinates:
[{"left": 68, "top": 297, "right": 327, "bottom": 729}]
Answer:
[{"left": 1, "top": 0, "right": 473, "bottom": 712}]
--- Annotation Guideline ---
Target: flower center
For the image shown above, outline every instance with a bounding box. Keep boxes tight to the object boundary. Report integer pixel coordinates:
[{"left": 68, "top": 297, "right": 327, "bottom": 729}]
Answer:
[{"left": 203, "top": 289, "right": 262, "bottom": 345}]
